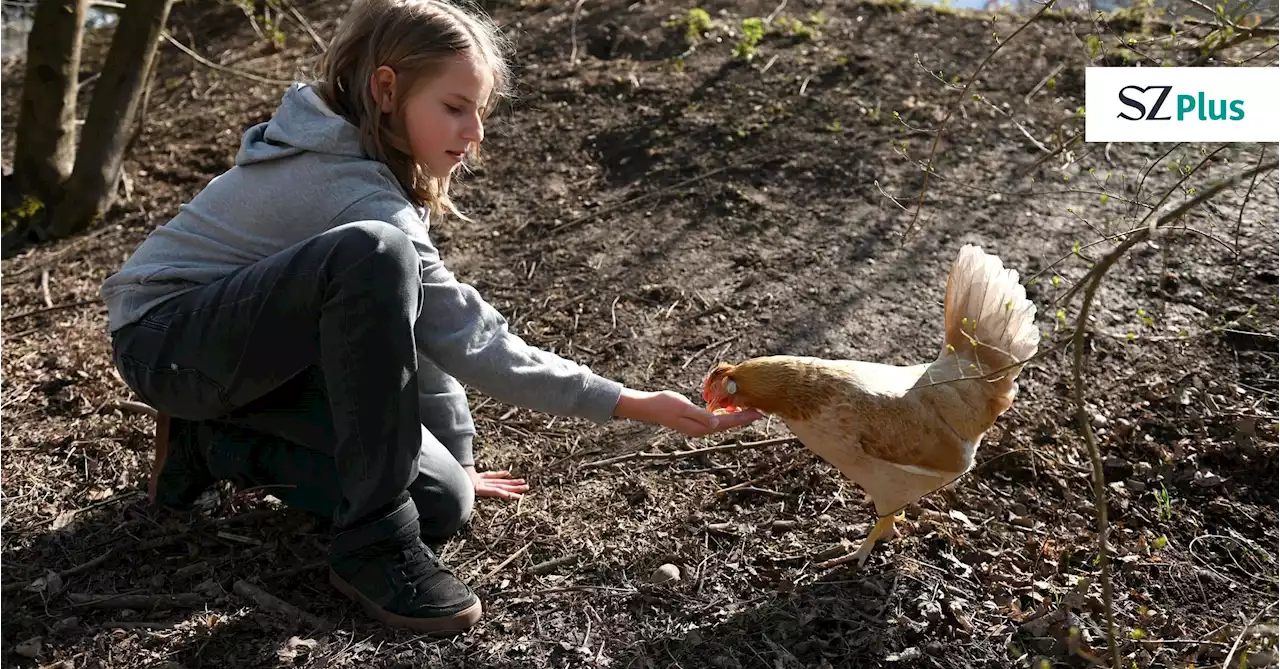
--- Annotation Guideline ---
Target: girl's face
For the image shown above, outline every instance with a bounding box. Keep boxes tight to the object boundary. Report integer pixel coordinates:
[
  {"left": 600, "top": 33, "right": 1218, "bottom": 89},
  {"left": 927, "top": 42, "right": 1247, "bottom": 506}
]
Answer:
[{"left": 372, "top": 50, "right": 493, "bottom": 179}]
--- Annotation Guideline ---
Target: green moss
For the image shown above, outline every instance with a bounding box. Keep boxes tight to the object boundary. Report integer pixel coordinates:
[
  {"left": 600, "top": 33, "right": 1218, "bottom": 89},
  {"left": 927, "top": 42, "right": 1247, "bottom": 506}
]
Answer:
[{"left": 2, "top": 195, "right": 45, "bottom": 235}]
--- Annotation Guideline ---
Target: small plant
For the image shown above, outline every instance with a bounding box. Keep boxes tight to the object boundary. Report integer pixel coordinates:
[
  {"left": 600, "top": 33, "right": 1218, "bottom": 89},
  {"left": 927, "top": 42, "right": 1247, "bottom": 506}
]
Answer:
[
  {"left": 666, "top": 8, "right": 713, "bottom": 45},
  {"left": 776, "top": 16, "right": 817, "bottom": 40},
  {"left": 734, "top": 17, "right": 765, "bottom": 61},
  {"left": 1153, "top": 483, "right": 1173, "bottom": 521}
]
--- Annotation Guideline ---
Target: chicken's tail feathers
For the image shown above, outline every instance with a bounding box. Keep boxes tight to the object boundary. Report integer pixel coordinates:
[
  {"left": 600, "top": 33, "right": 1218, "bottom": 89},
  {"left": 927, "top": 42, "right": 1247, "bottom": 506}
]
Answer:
[{"left": 942, "top": 245, "right": 1041, "bottom": 381}]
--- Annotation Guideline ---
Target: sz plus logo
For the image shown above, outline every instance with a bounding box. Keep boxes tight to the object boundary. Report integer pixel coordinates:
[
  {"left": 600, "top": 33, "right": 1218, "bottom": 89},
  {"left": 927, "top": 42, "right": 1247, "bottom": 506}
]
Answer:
[
  {"left": 1116, "top": 85, "right": 1245, "bottom": 122},
  {"left": 1085, "top": 67, "right": 1278, "bottom": 142}
]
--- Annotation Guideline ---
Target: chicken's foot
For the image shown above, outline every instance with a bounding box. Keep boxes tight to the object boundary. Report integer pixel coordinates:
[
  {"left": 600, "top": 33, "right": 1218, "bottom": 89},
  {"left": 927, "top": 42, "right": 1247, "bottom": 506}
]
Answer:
[{"left": 818, "top": 511, "right": 904, "bottom": 569}]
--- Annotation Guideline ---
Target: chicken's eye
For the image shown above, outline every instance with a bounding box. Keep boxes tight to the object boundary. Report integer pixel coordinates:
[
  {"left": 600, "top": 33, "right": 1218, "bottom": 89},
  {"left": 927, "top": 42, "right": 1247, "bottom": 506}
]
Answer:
[{"left": 726, "top": 380, "right": 737, "bottom": 394}]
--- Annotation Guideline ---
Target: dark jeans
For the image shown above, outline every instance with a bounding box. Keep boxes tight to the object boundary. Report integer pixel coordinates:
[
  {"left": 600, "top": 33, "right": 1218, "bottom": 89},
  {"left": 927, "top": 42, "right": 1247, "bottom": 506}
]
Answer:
[{"left": 111, "top": 221, "right": 473, "bottom": 537}]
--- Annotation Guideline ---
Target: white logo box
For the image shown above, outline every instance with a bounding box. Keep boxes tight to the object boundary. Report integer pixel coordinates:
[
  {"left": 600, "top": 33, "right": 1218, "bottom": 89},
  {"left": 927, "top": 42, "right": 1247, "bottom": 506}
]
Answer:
[{"left": 1085, "top": 66, "right": 1280, "bottom": 143}]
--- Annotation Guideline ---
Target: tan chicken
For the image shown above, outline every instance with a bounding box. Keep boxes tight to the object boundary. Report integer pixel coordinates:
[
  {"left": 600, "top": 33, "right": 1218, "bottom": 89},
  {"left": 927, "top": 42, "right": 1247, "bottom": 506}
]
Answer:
[{"left": 701, "top": 245, "right": 1041, "bottom": 567}]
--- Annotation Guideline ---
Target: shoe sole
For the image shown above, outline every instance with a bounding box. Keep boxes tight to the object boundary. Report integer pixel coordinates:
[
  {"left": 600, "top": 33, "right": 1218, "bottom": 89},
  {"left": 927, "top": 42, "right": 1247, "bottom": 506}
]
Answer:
[
  {"left": 148, "top": 414, "right": 172, "bottom": 506},
  {"left": 328, "top": 569, "right": 483, "bottom": 635}
]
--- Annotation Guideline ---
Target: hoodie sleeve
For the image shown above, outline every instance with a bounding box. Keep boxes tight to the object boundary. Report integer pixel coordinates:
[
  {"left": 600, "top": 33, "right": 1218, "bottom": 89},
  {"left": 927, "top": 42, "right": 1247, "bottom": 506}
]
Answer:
[
  {"left": 331, "top": 187, "right": 624, "bottom": 456},
  {"left": 416, "top": 354, "right": 477, "bottom": 466}
]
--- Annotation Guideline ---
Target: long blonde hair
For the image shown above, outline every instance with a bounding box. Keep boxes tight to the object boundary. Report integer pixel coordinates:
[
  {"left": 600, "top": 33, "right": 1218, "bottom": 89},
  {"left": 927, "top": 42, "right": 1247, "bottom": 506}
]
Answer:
[{"left": 316, "top": 0, "right": 512, "bottom": 219}]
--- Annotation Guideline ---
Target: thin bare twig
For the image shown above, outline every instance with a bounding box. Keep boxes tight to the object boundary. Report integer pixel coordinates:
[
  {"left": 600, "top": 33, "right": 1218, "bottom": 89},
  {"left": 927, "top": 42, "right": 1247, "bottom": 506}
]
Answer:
[
  {"left": 902, "top": 0, "right": 1059, "bottom": 243},
  {"left": 528, "top": 554, "right": 579, "bottom": 575},
  {"left": 161, "top": 32, "right": 295, "bottom": 86},
  {"left": 478, "top": 542, "right": 531, "bottom": 584},
  {"left": 68, "top": 592, "right": 206, "bottom": 609},
  {"left": 1232, "top": 146, "right": 1269, "bottom": 276},
  {"left": 2, "top": 299, "right": 102, "bottom": 324},
  {"left": 568, "top": 0, "right": 587, "bottom": 65},
  {"left": 38, "top": 270, "right": 53, "bottom": 308},
  {"left": 107, "top": 399, "right": 158, "bottom": 418},
  {"left": 581, "top": 436, "right": 799, "bottom": 469},
  {"left": 1223, "top": 601, "right": 1277, "bottom": 669},
  {"left": 764, "top": 0, "right": 789, "bottom": 24},
  {"left": 716, "top": 457, "right": 807, "bottom": 495},
  {"left": 1067, "top": 156, "right": 1278, "bottom": 669},
  {"left": 681, "top": 335, "right": 741, "bottom": 370},
  {"left": 280, "top": 0, "right": 327, "bottom": 50},
  {"left": 233, "top": 579, "right": 333, "bottom": 631},
  {"left": 1, "top": 549, "right": 117, "bottom": 594}
]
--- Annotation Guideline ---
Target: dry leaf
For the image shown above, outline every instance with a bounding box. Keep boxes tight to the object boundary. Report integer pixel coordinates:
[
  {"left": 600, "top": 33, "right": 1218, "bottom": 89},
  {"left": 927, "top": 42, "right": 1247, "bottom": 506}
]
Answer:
[
  {"left": 948, "top": 509, "right": 978, "bottom": 530},
  {"left": 276, "top": 636, "right": 317, "bottom": 663},
  {"left": 51, "top": 510, "right": 77, "bottom": 531},
  {"left": 27, "top": 570, "right": 64, "bottom": 597}
]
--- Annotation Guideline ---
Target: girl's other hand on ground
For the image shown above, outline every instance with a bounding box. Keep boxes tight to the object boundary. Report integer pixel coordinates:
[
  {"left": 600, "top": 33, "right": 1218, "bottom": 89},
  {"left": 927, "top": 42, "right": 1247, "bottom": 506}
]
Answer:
[
  {"left": 614, "top": 388, "right": 762, "bottom": 437},
  {"left": 463, "top": 466, "right": 529, "bottom": 500}
]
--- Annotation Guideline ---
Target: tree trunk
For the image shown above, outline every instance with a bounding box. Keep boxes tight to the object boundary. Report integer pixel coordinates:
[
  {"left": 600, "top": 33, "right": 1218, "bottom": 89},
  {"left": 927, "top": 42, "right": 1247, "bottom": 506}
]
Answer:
[
  {"left": 12, "top": 0, "right": 89, "bottom": 205},
  {"left": 45, "top": 0, "right": 174, "bottom": 240}
]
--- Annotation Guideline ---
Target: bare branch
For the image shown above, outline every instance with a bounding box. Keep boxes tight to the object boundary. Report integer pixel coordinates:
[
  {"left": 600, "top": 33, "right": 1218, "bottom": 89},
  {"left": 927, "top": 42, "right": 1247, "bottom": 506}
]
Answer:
[
  {"left": 1233, "top": 146, "right": 1270, "bottom": 274},
  {"left": 1068, "top": 155, "right": 1279, "bottom": 669},
  {"left": 581, "top": 436, "right": 800, "bottom": 469},
  {"left": 161, "top": 31, "right": 295, "bottom": 86},
  {"left": 901, "top": 0, "right": 1060, "bottom": 243}
]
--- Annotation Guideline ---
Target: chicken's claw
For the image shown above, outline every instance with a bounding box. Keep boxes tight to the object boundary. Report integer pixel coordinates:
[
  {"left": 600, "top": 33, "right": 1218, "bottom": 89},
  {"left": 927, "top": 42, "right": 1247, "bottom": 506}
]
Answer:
[{"left": 816, "top": 513, "right": 901, "bottom": 569}]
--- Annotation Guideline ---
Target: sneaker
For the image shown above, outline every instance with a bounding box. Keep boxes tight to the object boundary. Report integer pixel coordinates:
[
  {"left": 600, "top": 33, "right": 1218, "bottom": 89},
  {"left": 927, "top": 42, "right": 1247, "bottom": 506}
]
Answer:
[
  {"left": 148, "top": 414, "right": 216, "bottom": 509},
  {"left": 328, "top": 498, "right": 482, "bottom": 635}
]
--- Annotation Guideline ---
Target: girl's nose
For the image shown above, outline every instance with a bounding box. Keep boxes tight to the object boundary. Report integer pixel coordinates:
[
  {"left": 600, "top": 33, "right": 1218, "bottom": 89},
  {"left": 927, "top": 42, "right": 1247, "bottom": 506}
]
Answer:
[{"left": 463, "top": 115, "right": 484, "bottom": 144}]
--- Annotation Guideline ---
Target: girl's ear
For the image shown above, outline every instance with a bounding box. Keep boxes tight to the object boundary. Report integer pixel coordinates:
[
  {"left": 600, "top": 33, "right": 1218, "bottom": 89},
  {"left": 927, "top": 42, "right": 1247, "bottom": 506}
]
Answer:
[{"left": 369, "top": 65, "right": 398, "bottom": 112}]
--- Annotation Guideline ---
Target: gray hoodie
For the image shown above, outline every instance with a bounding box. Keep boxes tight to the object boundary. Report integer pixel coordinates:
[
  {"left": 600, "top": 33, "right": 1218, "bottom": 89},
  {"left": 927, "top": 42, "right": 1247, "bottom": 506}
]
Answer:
[{"left": 100, "top": 83, "right": 623, "bottom": 466}]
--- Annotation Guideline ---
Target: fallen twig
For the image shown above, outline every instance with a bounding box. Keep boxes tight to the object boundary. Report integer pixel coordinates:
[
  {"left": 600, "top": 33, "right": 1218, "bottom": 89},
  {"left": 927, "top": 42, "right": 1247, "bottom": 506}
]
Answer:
[
  {"left": 107, "top": 399, "right": 158, "bottom": 418},
  {"left": 581, "top": 436, "right": 799, "bottom": 469},
  {"left": 98, "top": 621, "right": 179, "bottom": 631},
  {"left": 1223, "top": 601, "right": 1278, "bottom": 669},
  {"left": 479, "top": 542, "right": 531, "bottom": 584},
  {"left": 528, "top": 554, "right": 579, "bottom": 575},
  {"left": 568, "top": 0, "right": 587, "bottom": 64},
  {"left": 716, "top": 457, "right": 806, "bottom": 495},
  {"left": 161, "top": 32, "right": 295, "bottom": 86},
  {"left": 680, "top": 334, "right": 740, "bottom": 370},
  {"left": 233, "top": 579, "right": 333, "bottom": 631},
  {"left": 38, "top": 270, "right": 53, "bottom": 308},
  {"left": 2, "top": 299, "right": 102, "bottom": 324},
  {"left": 28, "top": 490, "right": 146, "bottom": 530},
  {"left": 1, "top": 549, "right": 117, "bottom": 594},
  {"left": 69, "top": 592, "right": 206, "bottom": 610}
]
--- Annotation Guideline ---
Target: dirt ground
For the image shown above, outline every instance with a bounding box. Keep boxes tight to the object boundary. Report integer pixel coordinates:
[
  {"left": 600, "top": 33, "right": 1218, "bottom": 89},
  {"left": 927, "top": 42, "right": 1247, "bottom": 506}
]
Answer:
[{"left": 2, "top": 0, "right": 1277, "bottom": 667}]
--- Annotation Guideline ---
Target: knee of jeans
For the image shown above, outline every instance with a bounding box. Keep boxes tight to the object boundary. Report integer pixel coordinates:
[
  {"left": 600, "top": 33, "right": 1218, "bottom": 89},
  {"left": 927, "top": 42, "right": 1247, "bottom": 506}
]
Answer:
[
  {"left": 328, "top": 221, "right": 420, "bottom": 286},
  {"left": 413, "top": 467, "right": 474, "bottom": 540}
]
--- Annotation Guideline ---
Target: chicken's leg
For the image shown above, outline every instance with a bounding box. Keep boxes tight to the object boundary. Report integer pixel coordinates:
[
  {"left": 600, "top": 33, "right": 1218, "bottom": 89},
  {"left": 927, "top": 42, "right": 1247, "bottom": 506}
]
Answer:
[{"left": 819, "top": 511, "right": 904, "bottom": 568}]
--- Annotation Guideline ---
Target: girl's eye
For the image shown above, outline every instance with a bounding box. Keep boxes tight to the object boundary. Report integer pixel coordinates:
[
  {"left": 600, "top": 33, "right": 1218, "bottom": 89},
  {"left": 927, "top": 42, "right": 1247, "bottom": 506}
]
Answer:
[{"left": 444, "top": 104, "right": 463, "bottom": 115}]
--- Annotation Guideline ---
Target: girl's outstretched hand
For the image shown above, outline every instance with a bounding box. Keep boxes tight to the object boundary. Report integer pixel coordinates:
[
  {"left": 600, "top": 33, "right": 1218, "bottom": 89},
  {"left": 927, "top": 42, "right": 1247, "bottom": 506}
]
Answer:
[
  {"left": 614, "top": 388, "right": 762, "bottom": 437},
  {"left": 464, "top": 466, "right": 529, "bottom": 501}
]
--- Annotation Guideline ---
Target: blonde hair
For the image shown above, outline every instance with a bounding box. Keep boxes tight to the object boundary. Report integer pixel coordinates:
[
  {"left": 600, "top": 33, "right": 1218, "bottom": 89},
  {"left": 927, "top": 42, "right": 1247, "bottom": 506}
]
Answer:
[{"left": 317, "top": 0, "right": 512, "bottom": 219}]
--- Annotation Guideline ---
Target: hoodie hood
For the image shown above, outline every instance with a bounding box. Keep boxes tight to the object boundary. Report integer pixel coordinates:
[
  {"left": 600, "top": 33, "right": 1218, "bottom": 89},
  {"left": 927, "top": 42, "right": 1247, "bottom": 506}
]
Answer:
[{"left": 236, "top": 83, "right": 367, "bottom": 165}]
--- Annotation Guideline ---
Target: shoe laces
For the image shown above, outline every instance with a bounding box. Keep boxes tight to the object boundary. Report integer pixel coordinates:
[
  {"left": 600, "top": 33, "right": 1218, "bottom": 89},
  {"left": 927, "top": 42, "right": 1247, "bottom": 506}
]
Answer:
[{"left": 391, "top": 527, "right": 448, "bottom": 592}]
